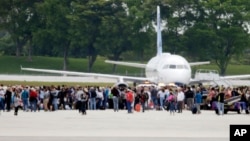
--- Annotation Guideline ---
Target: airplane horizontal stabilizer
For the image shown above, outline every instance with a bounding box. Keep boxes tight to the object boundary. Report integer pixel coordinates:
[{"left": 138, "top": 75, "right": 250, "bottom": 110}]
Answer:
[{"left": 220, "top": 75, "right": 250, "bottom": 80}]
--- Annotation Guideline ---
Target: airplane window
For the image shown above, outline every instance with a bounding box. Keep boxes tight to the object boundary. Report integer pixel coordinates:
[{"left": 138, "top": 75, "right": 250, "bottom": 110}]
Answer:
[
  {"left": 177, "top": 65, "right": 183, "bottom": 69},
  {"left": 163, "top": 65, "right": 169, "bottom": 69},
  {"left": 169, "top": 65, "right": 176, "bottom": 69},
  {"left": 184, "top": 65, "right": 189, "bottom": 69}
]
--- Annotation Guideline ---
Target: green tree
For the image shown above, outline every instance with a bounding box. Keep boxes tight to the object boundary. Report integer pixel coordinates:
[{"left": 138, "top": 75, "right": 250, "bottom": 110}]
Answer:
[
  {"left": 185, "top": 0, "right": 250, "bottom": 75},
  {"left": 34, "top": 0, "right": 72, "bottom": 70},
  {"left": 0, "top": 0, "right": 37, "bottom": 57},
  {"left": 69, "top": 0, "right": 119, "bottom": 72}
]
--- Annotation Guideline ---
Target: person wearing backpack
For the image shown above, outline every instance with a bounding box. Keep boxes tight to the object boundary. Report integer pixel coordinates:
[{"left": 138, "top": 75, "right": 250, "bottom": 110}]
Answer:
[
  {"left": 21, "top": 87, "right": 29, "bottom": 112},
  {"left": 168, "top": 92, "right": 175, "bottom": 115},
  {"left": 89, "top": 87, "right": 97, "bottom": 110},
  {"left": 139, "top": 90, "right": 148, "bottom": 113},
  {"left": 195, "top": 88, "right": 202, "bottom": 114},
  {"left": 143, "top": 87, "right": 150, "bottom": 110}
]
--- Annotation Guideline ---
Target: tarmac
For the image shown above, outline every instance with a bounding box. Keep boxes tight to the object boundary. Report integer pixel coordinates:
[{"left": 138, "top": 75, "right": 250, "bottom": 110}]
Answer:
[{"left": 0, "top": 109, "right": 249, "bottom": 141}]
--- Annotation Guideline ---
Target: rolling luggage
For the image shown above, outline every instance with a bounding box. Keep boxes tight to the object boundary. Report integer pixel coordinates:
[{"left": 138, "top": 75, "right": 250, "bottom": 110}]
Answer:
[
  {"left": 135, "top": 104, "right": 141, "bottom": 112},
  {"left": 192, "top": 105, "right": 197, "bottom": 114}
]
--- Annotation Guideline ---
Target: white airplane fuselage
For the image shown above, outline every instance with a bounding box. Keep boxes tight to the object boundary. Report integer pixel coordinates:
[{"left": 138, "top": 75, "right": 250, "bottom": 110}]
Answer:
[{"left": 145, "top": 53, "right": 191, "bottom": 84}]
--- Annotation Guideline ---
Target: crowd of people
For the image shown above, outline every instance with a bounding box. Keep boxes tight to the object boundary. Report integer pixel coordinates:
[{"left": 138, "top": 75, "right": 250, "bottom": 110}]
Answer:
[{"left": 0, "top": 83, "right": 250, "bottom": 116}]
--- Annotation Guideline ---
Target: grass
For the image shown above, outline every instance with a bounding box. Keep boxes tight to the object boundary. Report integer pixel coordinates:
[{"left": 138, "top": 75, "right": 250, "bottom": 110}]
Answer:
[{"left": 0, "top": 55, "right": 142, "bottom": 76}]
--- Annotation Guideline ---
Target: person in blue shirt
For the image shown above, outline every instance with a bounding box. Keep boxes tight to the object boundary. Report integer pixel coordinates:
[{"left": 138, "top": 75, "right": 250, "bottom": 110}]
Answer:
[{"left": 195, "top": 88, "right": 202, "bottom": 114}]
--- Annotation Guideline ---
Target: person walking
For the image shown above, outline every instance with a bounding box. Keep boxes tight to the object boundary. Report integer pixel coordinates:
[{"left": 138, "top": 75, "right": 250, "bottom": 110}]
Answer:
[{"left": 80, "top": 92, "right": 88, "bottom": 115}]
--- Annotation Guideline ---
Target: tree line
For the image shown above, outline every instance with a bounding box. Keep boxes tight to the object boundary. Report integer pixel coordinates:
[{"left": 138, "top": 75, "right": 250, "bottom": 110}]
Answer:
[{"left": 0, "top": 0, "right": 250, "bottom": 75}]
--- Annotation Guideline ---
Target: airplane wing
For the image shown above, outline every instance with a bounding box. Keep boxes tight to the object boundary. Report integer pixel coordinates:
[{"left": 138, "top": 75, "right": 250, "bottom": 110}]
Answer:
[
  {"left": 189, "top": 68, "right": 250, "bottom": 85},
  {"left": 105, "top": 60, "right": 146, "bottom": 68},
  {"left": 220, "top": 75, "right": 250, "bottom": 80},
  {"left": 189, "top": 61, "right": 210, "bottom": 66},
  {"left": 20, "top": 67, "right": 151, "bottom": 82}
]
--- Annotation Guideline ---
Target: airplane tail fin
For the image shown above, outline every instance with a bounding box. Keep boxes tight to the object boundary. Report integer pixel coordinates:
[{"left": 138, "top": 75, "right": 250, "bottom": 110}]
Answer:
[{"left": 156, "top": 6, "right": 162, "bottom": 56}]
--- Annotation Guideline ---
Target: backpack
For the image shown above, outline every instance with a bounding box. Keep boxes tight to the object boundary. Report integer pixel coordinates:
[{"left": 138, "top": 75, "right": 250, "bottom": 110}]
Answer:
[
  {"left": 127, "top": 91, "right": 133, "bottom": 102},
  {"left": 22, "top": 90, "right": 29, "bottom": 99},
  {"left": 192, "top": 105, "right": 197, "bottom": 114},
  {"left": 168, "top": 95, "right": 174, "bottom": 102},
  {"left": 90, "top": 90, "right": 97, "bottom": 98},
  {"left": 121, "top": 91, "right": 126, "bottom": 99},
  {"left": 144, "top": 92, "right": 149, "bottom": 100}
]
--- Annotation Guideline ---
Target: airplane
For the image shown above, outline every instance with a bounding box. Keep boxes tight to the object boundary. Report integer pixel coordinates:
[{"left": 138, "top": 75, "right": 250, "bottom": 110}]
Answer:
[{"left": 20, "top": 6, "right": 250, "bottom": 86}]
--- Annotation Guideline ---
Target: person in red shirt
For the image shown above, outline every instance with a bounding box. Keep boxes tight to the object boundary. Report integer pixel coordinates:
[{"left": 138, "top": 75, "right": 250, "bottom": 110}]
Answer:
[
  {"left": 126, "top": 88, "right": 134, "bottom": 113},
  {"left": 29, "top": 88, "right": 38, "bottom": 112}
]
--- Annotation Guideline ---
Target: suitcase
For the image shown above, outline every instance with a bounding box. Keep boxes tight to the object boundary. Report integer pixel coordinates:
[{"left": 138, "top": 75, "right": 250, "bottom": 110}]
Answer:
[
  {"left": 135, "top": 104, "right": 141, "bottom": 112},
  {"left": 192, "top": 105, "right": 197, "bottom": 114}
]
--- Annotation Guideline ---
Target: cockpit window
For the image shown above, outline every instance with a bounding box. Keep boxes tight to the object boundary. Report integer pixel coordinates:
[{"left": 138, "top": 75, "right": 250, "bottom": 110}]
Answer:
[
  {"left": 163, "top": 65, "right": 169, "bottom": 69},
  {"left": 184, "top": 65, "right": 189, "bottom": 69},
  {"left": 169, "top": 65, "right": 176, "bottom": 69},
  {"left": 177, "top": 65, "right": 183, "bottom": 69},
  {"left": 163, "top": 64, "right": 189, "bottom": 70}
]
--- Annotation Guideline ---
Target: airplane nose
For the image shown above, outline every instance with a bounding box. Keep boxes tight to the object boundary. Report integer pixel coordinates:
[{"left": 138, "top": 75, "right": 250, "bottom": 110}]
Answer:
[{"left": 159, "top": 69, "right": 191, "bottom": 84}]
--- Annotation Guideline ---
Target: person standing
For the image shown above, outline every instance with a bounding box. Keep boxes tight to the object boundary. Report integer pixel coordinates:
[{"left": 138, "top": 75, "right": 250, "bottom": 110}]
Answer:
[
  {"left": 5, "top": 87, "right": 12, "bottom": 112},
  {"left": 216, "top": 89, "right": 225, "bottom": 115},
  {"left": 75, "top": 87, "right": 84, "bottom": 112},
  {"left": 21, "top": 87, "right": 29, "bottom": 112},
  {"left": 0, "top": 87, "right": 5, "bottom": 111},
  {"left": 103, "top": 86, "right": 110, "bottom": 109},
  {"left": 139, "top": 91, "right": 148, "bottom": 113},
  {"left": 195, "top": 88, "right": 202, "bottom": 114},
  {"left": 168, "top": 92, "right": 175, "bottom": 115},
  {"left": 13, "top": 92, "right": 22, "bottom": 116},
  {"left": 89, "top": 87, "right": 97, "bottom": 110},
  {"left": 185, "top": 87, "right": 195, "bottom": 110},
  {"left": 29, "top": 88, "right": 38, "bottom": 112},
  {"left": 126, "top": 88, "right": 134, "bottom": 113},
  {"left": 176, "top": 87, "right": 185, "bottom": 113},
  {"left": 150, "top": 86, "right": 158, "bottom": 109},
  {"left": 111, "top": 86, "right": 120, "bottom": 112},
  {"left": 96, "top": 87, "right": 104, "bottom": 109},
  {"left": 80, "top": 92, "right": 88, "bottom": 115},
  {"left": 43, "top": 87, "right": 50, "bottom": 111},
  {"left": 157, "top": 88, "right": 166, "bottom": 111},
  {"left": 50, "top": 86, "right": 58, "bottom": 111}
]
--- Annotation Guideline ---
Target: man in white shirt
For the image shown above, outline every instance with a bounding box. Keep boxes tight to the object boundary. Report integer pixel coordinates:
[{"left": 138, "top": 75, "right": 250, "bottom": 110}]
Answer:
[
  {"left": 157, "top": 88, "right": 166, "bottom": 110},
  {"left": 0, "top": 87, "right": 5, "bottom": 111},
  {"left": 75, "top": 87, "right": 84, "bottom": 112},
  {"left": 177, "top": 87, "right": 185, "bottom": 113}
]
